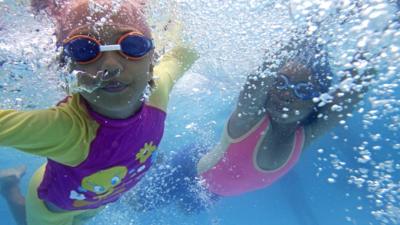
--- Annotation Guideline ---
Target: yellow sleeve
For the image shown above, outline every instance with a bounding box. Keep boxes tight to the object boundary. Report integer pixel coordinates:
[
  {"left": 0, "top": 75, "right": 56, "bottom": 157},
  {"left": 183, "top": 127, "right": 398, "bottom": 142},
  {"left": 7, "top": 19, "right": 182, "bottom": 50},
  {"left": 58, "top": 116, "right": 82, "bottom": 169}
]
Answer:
[
  {"left": 148, "top": 46, "right": 199, "bottom": 111},
  {"left": 0, "top": 95, "right": 99, "bottom": 166}
]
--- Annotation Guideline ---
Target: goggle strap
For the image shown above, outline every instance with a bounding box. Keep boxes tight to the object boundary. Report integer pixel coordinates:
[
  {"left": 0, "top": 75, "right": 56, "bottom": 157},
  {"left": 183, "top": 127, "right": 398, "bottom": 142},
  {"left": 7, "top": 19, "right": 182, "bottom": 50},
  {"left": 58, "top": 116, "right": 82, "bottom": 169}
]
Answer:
[{"left": 100, "top": 45, "right": 121, "bottom": 52}]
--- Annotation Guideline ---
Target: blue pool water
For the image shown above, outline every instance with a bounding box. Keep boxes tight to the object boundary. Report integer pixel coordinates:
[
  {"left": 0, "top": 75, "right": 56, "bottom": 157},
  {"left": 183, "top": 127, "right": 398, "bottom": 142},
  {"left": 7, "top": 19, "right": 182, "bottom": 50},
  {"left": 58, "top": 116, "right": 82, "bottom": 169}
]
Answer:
[{"left": 1, "top": 0, "right": 400, "bottom": 225}]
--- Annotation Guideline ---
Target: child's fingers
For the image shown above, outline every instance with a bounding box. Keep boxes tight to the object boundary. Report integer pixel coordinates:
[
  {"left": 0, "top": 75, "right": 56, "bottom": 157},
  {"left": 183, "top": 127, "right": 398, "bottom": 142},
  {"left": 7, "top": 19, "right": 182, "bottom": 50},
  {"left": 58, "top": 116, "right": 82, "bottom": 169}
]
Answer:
[
  {"left": 162, "top": 20, "right": 184, "bottom": 47},
  {"left": 163, "top": 20, "right": 172, "bottom": 31}
]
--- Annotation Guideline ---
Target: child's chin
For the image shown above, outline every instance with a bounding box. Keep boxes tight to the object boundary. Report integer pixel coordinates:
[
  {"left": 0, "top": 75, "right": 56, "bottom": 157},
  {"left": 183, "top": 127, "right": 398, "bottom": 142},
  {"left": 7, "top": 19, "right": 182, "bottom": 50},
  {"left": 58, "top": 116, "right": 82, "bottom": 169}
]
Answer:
[
  {"left": 269, "top": 113, "right": 300, "bottom": 125},
  {"left": 100, "top": 85, "right": 129, "bottom": 93}
]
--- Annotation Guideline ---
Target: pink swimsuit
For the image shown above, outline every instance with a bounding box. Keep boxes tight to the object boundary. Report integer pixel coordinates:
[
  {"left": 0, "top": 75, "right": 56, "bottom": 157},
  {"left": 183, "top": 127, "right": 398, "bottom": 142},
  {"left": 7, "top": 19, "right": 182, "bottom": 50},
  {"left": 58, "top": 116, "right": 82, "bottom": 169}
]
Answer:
[{"left": 201, "top": 116, "right": 305, "bottom": 196}]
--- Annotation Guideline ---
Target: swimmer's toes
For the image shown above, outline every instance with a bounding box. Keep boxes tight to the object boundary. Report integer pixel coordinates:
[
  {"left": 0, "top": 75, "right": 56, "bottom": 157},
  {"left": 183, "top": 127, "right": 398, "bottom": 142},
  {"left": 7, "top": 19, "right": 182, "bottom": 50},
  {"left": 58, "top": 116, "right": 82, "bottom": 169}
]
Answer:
[{"left": 0, "top": 165, "right": 27, "bottom": 185}]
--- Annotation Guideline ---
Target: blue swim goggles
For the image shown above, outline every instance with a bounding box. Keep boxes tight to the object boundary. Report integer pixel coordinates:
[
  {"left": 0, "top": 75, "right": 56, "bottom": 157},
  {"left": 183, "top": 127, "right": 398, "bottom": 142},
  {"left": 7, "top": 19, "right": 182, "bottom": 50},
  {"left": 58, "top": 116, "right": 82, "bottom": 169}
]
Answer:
[
  {"left": 274, "top": 74, "right": 321, "bottom": 100},
  {"left": 63, "top": 31, "right": 154, "bottom": 64}
]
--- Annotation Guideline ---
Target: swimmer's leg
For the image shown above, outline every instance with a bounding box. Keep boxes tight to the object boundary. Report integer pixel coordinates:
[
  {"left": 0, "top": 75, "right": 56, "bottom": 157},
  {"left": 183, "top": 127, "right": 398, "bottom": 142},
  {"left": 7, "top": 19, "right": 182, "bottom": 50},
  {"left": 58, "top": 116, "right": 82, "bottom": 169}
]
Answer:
[
  {"left": 127, "top": 164, "right": 178, "bottom": 212},
  {"left": 127, "top": 150, "right": 194, "bottom": 212},
  {"left": 172, "top": 145, "right": 219, "bottom": 214},
  {"left": 128, "top": 144, "right": 215, "bottom": 214},
  {"left": 0, "top": 165, "right": 27, "bottom": 225},
  {"left": 279, "top": 171, "right": 320, "bottom": 225}
]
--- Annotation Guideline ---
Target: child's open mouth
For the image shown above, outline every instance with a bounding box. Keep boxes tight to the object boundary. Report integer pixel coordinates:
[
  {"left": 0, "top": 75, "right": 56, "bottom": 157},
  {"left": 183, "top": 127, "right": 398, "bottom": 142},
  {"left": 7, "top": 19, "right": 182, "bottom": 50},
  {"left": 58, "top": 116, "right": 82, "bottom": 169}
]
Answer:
[{"left": 101, "top": 81, "right": 128, "bottom": 92}]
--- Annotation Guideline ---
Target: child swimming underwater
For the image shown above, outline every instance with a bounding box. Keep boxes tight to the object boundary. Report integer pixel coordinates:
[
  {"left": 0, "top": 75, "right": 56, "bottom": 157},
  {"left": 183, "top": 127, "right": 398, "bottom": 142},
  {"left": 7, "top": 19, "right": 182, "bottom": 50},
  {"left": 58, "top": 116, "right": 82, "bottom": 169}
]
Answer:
[
  {"left": 0, "top": 0, "right": 198, "bottom": 225},
  {"left": 129, "top": 37, "right": 374, "bottom": 212}
]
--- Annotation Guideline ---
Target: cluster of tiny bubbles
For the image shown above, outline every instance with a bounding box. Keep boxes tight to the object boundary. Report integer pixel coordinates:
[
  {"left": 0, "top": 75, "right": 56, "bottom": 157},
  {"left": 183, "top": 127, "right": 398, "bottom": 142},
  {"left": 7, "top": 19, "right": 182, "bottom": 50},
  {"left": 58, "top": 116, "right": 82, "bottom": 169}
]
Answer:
[
  {"left": 106, "top": 145, "right": 217, "bottom": 225},
  {"left": 90, "top": 203, "right": 138, "bottom": 225},
  {"left": 145, "top": 0, "right": 180, "bottom": 57},
  {"left": 289, "top": 0, "right": 400, "bottom": 224},
  {"left": 175, "top": 0, "right": 297, "bottom": 85},
  {"left": 87, "top": 0, "right": 124, "bottom": 28},
  {"left": 0, "top": 0, "right": 64, "bottom": 109}
]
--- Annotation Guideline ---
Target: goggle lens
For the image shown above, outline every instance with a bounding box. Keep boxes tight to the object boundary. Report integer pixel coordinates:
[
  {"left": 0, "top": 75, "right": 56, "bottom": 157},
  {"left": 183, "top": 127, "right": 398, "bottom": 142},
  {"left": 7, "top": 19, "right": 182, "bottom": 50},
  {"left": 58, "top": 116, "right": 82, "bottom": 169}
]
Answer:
[
  {"left": 274, "top": 75, "right": 289, "bottom": 90},
  {"left": 120, "top": 35, "right": 153, "bottom": 58},
  {"left": 274, "top": 74, "right": 320, "bottom": 100},
  {"left": 64, "top": 38, "right": 100, "bottom": 62},
  {"left": 294, "top": 83, "right": 318, "bottom": 100}
]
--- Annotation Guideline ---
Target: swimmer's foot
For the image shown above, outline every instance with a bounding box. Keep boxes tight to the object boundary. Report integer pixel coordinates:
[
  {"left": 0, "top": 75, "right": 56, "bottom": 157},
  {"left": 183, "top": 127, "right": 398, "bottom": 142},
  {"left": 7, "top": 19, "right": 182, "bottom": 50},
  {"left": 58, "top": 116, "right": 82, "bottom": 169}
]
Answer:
[{"left": 0, "top": 165, "right": 26, "bottom": 195}]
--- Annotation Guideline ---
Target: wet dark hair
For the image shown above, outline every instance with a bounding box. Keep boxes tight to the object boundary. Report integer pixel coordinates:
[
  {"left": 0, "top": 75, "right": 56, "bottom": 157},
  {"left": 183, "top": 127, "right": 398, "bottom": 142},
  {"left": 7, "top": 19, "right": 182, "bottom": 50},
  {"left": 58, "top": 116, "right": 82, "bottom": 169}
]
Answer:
[
  {"left": 259, "top": 35, "right": 334, "bottom": 125},
  {"left": 261, "top": 36, "right": 333, "bottom": 90},
  {"left": 292, "top": 41, "right": 332, "bottom": 94}
]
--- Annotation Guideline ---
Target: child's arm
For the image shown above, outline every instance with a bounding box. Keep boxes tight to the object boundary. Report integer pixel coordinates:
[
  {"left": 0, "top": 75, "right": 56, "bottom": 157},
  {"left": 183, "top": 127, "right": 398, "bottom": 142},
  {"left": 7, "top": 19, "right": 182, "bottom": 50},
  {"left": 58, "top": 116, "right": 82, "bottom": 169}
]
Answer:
[
  {"left": 304, "top": 60, "right": 376, "bottom": 148},
  {"left": 227, "top": 72, "right": 270, "bottom": 139},
  {"left": 148, "top": 46, "right": 199, "bottom": 111},
  {"left": 148, "top": 18, "right": 199, "bottom": 111},
  {"left": 0, "top": 100, "right": 96, "bottom": 166}
]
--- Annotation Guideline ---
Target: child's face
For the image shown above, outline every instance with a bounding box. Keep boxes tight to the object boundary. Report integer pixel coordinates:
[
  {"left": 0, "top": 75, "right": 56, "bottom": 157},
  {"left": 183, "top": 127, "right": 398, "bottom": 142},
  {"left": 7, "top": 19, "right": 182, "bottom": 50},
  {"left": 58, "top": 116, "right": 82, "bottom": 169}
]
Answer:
[
  {"left": 265, "top": 61, "right": 316, "bottom": 124},
  {"left": 68, "top": 25, "right": 154, "bottom": 113}
]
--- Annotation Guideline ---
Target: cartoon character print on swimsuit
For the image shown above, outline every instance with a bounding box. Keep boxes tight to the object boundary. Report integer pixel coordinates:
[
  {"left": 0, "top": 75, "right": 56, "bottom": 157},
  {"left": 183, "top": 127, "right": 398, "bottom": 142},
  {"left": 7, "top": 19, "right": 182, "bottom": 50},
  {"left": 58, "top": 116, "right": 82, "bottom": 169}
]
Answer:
[
  {"left": 71, "top": 166, "right": 128, "bottom": 208},
  {"left": 70, "top": 142, "right": 157, "bottom": 208}
]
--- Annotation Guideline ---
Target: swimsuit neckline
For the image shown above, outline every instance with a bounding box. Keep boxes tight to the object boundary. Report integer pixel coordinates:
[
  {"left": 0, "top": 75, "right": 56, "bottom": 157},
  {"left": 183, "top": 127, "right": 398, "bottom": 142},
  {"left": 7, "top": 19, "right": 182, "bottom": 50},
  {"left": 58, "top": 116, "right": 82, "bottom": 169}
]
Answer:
[
  {"left": 79, "top": 95, "right": 146, "bottom": 127},
  {"left": 253, "top": 121, "right": 305, "bottom": 173}
]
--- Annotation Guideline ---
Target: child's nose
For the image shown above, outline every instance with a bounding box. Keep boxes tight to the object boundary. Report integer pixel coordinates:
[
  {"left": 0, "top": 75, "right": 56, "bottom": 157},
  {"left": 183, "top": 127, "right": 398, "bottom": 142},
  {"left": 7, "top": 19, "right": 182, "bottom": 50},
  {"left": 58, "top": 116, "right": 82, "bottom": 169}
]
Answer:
[
  {"left": 100, "top": 52, "right": 123, "bottom": 80},
  {"left": 279, "top": 90, "right": 294, "bottom": 102},
  {"left": 102, "top": 68, "right": 121, "bottom": 81}
]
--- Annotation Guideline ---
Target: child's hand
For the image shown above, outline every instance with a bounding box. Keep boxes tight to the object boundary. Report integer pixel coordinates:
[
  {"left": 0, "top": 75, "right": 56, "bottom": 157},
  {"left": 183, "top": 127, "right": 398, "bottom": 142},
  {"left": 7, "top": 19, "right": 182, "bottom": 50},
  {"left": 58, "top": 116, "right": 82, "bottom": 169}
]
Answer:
[
  {"left": 163, "top": 19, "right": 184, "bottom": 46},
  {"left": 154, "top": 13, "right": 187, "bottom": 53}
]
